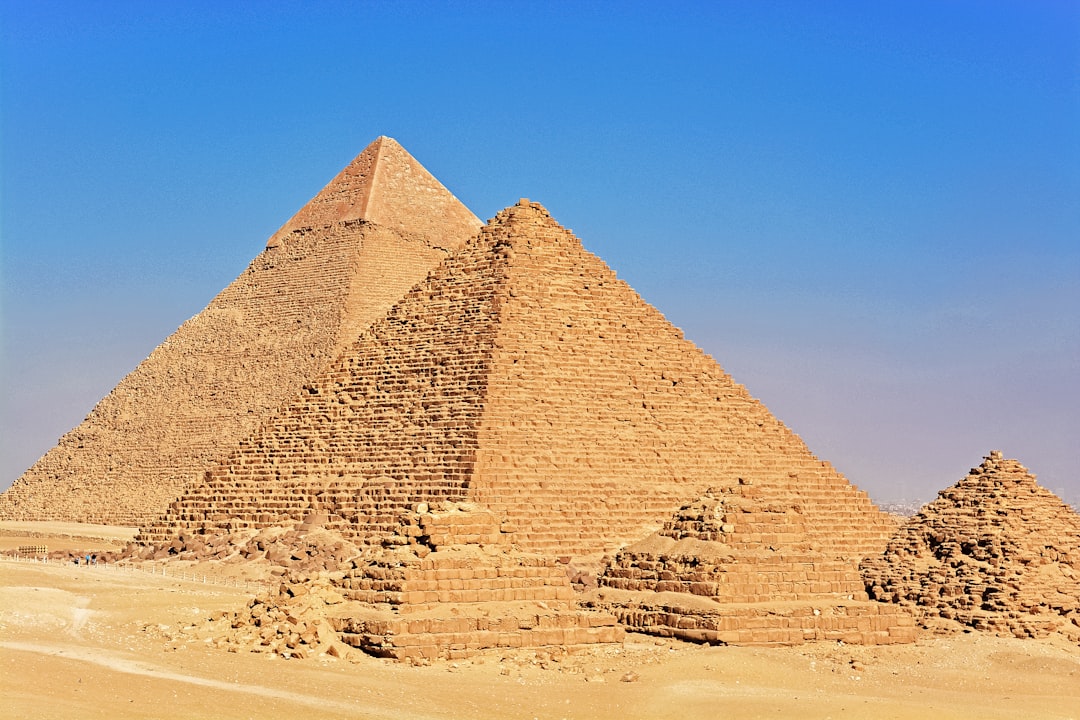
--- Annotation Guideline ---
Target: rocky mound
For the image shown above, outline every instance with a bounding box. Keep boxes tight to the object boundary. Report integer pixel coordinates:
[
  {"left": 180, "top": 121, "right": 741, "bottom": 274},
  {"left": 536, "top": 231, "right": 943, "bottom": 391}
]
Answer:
[
  {"left": 862, "top": 451, "right": 1080, "bottom": 641},
  {"left": 122, "top": 511, "right": 360, "bottom": 571}
]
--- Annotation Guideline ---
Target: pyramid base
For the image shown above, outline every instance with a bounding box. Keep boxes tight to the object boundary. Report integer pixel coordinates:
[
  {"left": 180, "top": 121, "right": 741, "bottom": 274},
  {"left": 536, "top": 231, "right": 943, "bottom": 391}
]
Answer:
[
  {"left": 332, "top": 605, "right": 623, "bottom": 662},
  {"left": 590, "top": 589, "right": 916, "bottom": 646},
  {"left": 903, "top": 605, "right": 1080, "bottom": 642},
  {"left": 224, "top": 503, "right": 625, "bottom": 661}
]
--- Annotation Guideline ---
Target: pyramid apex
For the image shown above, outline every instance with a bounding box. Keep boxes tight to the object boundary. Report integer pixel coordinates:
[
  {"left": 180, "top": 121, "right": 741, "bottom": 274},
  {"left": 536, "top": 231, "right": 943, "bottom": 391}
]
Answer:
[
  {"left": 488, "top": 199, "right": 553, "bottom": 227},
  {"left": 970, "top": 449, "right": 1030, "bottom": 479},
  {"left": 266, "top": 136, "right": 480, "bottom": 249}
]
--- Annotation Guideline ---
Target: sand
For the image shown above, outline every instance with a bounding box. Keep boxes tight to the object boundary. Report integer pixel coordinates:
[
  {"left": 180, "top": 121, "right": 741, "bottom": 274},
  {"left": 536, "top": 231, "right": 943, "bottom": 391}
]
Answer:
[{"left": 2, "top": 524, "right": 1078, "bottom": 720}]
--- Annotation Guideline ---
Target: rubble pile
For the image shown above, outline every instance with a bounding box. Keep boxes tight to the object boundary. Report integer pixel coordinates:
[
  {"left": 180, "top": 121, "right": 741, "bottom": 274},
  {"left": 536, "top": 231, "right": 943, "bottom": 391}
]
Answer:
[{"left": 862, "top": 452, "right": 1080, "bottom": 641}]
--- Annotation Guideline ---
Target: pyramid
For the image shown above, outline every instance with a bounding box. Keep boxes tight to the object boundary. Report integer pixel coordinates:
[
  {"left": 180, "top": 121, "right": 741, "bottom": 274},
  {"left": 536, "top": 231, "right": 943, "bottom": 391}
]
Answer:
[
  {"left": 861, "top": 451, "right": 1080, "bottom": 640},
  {"left": 305, "top": 503, "right": 622, "bottom": 662},
  {"left": 139, "top": 199, "right": 895, "bottom": 565},
  {"left": 591, "top": 483, "right": 916, "bottom": 645},
  {"left": 0, "top": 137, "right": 481, "bottom": 526}
]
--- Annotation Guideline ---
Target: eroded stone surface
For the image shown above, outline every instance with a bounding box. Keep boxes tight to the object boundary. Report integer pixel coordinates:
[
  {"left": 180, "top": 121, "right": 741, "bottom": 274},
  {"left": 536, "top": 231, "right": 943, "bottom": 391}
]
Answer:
[
  {"left": 861, "top": 451, "right": 1080, "bottom": 641},
  {"left": 196, "top": 504, "right": 622, "bottom": 662},
  {"left": 590, "top": 484, "right": 915, "bottom": 646}
]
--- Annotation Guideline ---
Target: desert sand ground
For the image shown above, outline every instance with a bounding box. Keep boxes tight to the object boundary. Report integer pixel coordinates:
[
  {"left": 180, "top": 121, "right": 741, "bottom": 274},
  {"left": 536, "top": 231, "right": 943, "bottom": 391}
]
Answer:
[{"left": 2, "top": 522, "right": 1078, "bottom": 720}]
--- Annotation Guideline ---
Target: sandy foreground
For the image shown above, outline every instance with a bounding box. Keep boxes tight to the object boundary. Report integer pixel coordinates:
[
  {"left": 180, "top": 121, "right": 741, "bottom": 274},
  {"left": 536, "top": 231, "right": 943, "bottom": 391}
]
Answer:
[{"left": 1, "top": 524, "right": 1078, "bottom": 720}]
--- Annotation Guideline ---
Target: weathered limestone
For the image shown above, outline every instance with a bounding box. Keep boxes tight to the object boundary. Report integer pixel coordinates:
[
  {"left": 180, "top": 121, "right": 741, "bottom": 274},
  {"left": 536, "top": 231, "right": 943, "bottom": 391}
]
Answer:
[
  {"left": 861, "top": 451, "right": 1080, "bottom": 641},
  {"left": 590, "top": 484, "right": 916, "bottom": 645},
  {"left": 1, "top": 137, "right": 480, "bottom": 525},
  {"left": 222, "top": 504, "right": 622, "bottom": 661},
  {"left": 140, "top": 199, "right": 894, "bottom": 565},
  {"left": 331, "top": 504, "right": 623, "bottom": 661}
]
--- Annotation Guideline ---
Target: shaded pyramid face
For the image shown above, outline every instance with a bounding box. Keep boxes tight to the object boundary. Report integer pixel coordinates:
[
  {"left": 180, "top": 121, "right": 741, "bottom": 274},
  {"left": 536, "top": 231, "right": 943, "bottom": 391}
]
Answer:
[
  {"left": 862, "top": 451, "right": 1080, "bottom": 640},
  {"left": 1, "top": 137, "right": 481, "bottom": 526},
  {"left": 142, "top": 200, "right": 894, "bottom": 563}
]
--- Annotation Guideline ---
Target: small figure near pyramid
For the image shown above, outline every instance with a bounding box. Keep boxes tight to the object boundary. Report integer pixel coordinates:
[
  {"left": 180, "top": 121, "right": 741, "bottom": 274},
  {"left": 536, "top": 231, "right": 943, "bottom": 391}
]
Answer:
[{"left": 861, "top": 451, "right": 1080, "bottom": 641}]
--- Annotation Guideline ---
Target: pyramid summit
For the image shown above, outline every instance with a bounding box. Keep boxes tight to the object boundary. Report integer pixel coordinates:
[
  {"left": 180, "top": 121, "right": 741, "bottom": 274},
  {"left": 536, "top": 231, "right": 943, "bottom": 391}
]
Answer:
[
  {"left": 140, "top": 199, "right": 895, "bottom": 564},
  {"left": 266, "top": 136, "right": 479, "bottom": 249},
  {"left": 862, "top": 451, "right": 1080, "bottom": 640},
  {"left": 1, "top": 137, "right": 481, "bottom": 525}
]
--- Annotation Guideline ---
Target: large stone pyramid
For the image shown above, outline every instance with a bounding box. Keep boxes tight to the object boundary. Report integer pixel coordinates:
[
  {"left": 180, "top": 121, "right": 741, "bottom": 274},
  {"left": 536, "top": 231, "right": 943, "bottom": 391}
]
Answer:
[
  {"left": 861, "top": 451, "right": 1080, "bottom": 640},
  {"left": 0, "top": 137, "right": 481, "bottom": 526},
  {"left": 140, "top": 199, "right": 894, "bottom": 564}
]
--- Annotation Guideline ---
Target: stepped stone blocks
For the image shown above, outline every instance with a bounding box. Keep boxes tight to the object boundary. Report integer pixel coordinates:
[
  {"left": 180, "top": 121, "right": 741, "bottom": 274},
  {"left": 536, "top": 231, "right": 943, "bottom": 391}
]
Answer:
[
  {"left": 862, "top": 451, "right": 1080, "bottom": 641},
  {"left": 1, "top": 137, "right": 480, "bottom": 526},
  {"left": 139, "top": 199, "right": 893, "bottom": 564},
  {"left": 334, "top": 504, "right": 622, "bottom": 661},
  {"left": 136, "top": 205, "right": 509, "bottom": 545},
  {"left": 589, "top": 484, "right": 915, "bottom": 645},
  {"left": 226, "top": 504, "right": 623, "bottom": 661}
]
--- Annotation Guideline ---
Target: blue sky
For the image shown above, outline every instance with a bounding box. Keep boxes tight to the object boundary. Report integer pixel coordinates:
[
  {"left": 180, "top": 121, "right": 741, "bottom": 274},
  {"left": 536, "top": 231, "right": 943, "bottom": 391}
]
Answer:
[{"left": 2, "top": 1, "right": 1078, "bottom": 506}]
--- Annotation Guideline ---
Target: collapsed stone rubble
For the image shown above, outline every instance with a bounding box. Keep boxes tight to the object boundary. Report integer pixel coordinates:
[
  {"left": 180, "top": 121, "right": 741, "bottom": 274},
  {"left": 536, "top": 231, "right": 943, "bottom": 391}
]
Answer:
[
  {"left": 199, "top": 504, "right": 622, "bottom": 662},
  {"left": 862, "top": 451, "right": 1080, "bottom": 641}
]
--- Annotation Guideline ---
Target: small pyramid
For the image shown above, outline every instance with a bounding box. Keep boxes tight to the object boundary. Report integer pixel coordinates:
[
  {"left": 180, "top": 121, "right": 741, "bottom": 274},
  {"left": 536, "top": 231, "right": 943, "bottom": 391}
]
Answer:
[
  {"left": 140, "top": 200, "right": 894, "bottom": 565},
  {"left": 327, "top": 503, "right": 622, "bottom": 661},
  {"left": 592, "top": 483, "right": 916, "bottom": 645},
  {"left": 861, "top": 451, "right": 1080, "bottom": 640},
  {"left": 1, "top": 137, "right": 481, "bottom": 525}
]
